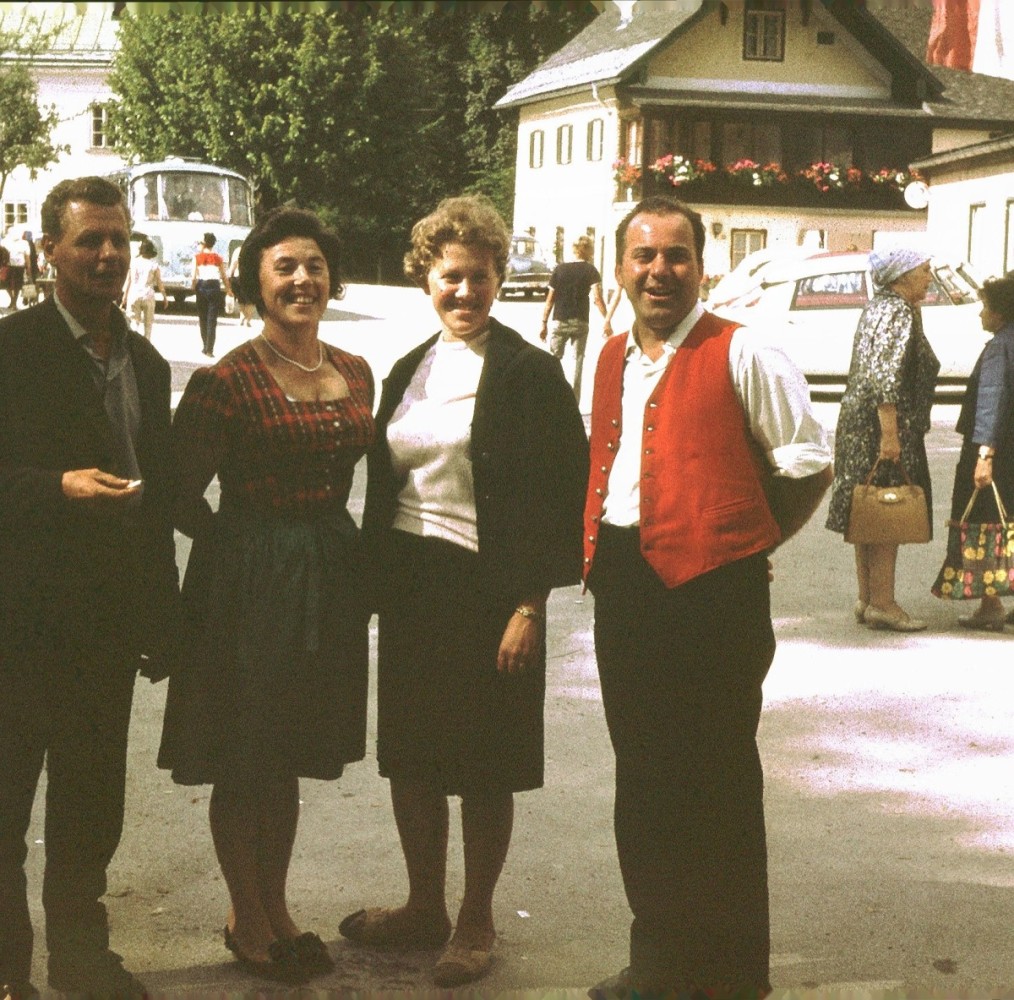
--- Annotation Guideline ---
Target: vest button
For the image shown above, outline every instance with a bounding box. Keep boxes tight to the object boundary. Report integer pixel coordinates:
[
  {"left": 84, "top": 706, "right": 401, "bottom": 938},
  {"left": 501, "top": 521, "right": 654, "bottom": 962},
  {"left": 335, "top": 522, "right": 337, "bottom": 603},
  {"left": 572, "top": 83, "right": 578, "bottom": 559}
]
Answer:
[
  {"left": 592, "top": 515, "right": 599, "bottom": 523},
  {"left": 607, "top": 441, "right": 615, "bottom": 451},
  {"left": 595, "top": 487, "right": 604, "bottom": 496},
  {"left": 600, "top": 466, "right": 608, "bottom": 473},
  {"left": 646, "top": 424, "right": 655, "bottom": 432},
  {"left": 584, "top": 556, "right": 591, "bottom": 564},
  {"left": 643, "top": 447, "right": 653, "bottom": 455},
  {"left": 588, "top": 535, "right": 596, "bottom": 543},
  {"left": 611, "top": 418, "right": 620, "bottom": 427}
]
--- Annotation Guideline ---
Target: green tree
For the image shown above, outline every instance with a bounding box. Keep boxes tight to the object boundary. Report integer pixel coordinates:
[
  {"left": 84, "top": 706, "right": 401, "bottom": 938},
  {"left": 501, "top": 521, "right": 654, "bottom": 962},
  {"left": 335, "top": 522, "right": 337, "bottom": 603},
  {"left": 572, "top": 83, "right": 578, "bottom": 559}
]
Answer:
[
  {"left": 0, "top": 23, "right": 65, "bottom": 204},
  {"left": 110, "top": 9, "right": 454, "bottom": 280},
  {"left": 108, "top": 4, "right": 596, "bottom": 281},
  {"left": 455, "top": 2, "right": 598, "bottom": 218}
]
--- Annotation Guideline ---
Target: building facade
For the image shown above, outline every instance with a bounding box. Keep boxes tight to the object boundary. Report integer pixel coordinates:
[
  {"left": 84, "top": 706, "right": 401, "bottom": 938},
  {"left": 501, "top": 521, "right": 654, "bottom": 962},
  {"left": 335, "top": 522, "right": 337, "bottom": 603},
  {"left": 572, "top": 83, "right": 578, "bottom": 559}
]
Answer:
[
  {"left": 497, "top": 0, "right": 1014, "bottom": 288},
  {"left": 0, "top": 3, "right": 124, "bottom": 237}
]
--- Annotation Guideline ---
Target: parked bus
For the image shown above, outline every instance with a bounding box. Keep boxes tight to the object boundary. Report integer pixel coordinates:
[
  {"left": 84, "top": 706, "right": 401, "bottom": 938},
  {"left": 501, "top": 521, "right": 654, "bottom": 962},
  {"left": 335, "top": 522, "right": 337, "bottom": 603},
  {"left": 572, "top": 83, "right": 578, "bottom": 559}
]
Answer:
[{"left": 105, "top": 158, "right": 255, "bottom": 304}]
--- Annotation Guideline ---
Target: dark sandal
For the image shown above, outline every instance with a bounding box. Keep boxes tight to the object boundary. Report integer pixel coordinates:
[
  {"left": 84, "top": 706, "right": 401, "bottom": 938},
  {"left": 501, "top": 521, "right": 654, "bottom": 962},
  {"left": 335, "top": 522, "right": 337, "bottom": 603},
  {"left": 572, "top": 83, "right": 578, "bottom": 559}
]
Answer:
[
  {"left": 223, "top": 925, "right": 308, "bottom": 985},
  {"left": 338, "top": 907, "right": 451, "bottom": 950},
  {"left": 288, "top": 931, "right": 335, "bottom": 974}
]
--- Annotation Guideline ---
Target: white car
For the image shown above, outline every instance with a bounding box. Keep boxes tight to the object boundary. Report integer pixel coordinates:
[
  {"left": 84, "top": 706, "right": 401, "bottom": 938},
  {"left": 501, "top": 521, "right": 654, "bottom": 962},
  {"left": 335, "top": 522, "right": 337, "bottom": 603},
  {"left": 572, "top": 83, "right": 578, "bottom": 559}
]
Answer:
[{"left": 712, "top": 251, "right": 988, "bottom": 399}]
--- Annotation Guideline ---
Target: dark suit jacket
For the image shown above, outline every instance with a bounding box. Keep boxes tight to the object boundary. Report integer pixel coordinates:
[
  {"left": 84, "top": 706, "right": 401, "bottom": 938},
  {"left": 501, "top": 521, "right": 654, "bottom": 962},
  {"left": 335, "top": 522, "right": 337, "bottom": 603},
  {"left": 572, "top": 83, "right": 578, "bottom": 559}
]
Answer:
[
  {"left": 363, "top": 318, "right": 589, "bottom": 606},
  {"left": 0, "top": 297, "right": 179, "bottom": 677}
]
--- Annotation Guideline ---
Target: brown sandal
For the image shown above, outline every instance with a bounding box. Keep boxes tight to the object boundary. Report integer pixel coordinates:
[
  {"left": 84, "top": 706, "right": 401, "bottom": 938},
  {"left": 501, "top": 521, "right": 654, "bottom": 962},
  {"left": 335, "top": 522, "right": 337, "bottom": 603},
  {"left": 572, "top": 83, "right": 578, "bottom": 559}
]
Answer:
[
  {"left": 432, "top": 938, "right": 495, "bottom": 987},
  {"left": 338, "top": 907, "right": 451, "bottom": 950}
]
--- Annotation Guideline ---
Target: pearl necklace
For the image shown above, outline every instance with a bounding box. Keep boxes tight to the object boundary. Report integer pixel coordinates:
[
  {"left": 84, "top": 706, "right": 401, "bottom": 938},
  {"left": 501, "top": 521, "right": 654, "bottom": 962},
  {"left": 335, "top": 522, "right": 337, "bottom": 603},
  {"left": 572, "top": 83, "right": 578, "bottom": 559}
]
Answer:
[{"left": 260, "top": 335, "right": 324, "bottom": 373}]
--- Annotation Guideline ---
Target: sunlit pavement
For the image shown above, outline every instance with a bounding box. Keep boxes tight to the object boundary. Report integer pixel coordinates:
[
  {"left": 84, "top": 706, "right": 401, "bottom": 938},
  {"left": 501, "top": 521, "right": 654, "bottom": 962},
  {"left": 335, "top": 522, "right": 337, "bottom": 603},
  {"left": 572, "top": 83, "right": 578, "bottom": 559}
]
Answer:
[{"left": 19, "top": 290, "right": 1014, "bottom": 996}]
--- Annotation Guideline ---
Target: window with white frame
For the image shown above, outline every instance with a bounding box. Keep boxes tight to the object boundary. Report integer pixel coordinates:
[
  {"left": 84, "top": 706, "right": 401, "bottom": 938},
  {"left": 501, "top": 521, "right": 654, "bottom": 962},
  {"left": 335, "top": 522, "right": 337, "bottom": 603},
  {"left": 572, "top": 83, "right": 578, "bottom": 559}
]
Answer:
[
  {"left": 968, "top": 203, "right": 989, "bottom": 272},
  {"left": 91, "top": 103, "right": 114, "bottom": 148},
  {"left": 556, "top": 124, "right": 573, "bottom": 165},
  {"left": 529, "top": 129, "right": 544, "bottom": 169},
  {"left": 744, "top": 0, "right": 786, "bottom": 62},
  {"left": 3, "top": 203, "right": 29, "bottom": 232},
  {"left": 586, "top": 118, "right": 603, "bottom": 162},
  {"left": 730, "top": 228, "right": 766, "bottom": 271}
]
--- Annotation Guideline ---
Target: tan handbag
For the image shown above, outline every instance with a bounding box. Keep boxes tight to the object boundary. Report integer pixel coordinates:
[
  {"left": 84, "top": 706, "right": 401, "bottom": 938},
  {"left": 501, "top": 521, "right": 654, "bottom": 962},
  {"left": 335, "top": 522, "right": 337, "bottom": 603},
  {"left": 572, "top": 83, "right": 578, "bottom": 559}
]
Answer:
[{"left": 846, "top": 458, "right": 930, "bottom": 545}]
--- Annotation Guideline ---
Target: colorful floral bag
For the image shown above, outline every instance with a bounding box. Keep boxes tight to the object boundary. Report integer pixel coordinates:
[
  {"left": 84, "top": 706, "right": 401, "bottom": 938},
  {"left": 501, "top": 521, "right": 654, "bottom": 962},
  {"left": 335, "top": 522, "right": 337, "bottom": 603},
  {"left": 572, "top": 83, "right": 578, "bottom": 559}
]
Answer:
[{"left": 931, "top": 483, "right": 1014, "bottom": 599}]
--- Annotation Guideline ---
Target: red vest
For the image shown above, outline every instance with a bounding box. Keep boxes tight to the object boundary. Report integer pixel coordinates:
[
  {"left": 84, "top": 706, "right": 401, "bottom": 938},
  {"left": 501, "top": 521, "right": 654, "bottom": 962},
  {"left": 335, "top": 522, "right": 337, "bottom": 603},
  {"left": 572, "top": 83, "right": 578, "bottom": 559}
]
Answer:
[{"left": 583, "top": 312, "right": 781, "bottom": 588}]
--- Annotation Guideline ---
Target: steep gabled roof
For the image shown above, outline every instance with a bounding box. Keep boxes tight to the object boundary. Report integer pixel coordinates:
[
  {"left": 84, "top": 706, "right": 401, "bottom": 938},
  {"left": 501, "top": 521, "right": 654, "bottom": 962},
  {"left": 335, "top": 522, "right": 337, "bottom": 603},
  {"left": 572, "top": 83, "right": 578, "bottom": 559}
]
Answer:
[
  {"left": 0, "top": 3, "right": 119, "bottom": 67},
  {"left": 496, "top": 0, "right": 1014, "bottom": 128},
  {"left": 875, "top": 7, "right": 1014, "bottom": 125},
  {"left": 496, "top": 1, "right": 707, "bottom": 108}
]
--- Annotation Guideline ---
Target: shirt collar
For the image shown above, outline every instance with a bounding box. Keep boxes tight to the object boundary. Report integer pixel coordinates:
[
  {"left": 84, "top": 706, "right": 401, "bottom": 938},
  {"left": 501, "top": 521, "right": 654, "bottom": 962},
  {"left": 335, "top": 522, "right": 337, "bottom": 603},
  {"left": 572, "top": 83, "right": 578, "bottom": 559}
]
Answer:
[
  {"left": 54, "top": 291, "right": 128, "bottom": 347},
  {"left": 624, "top": 301, "right": 705, "bottom": 359}
]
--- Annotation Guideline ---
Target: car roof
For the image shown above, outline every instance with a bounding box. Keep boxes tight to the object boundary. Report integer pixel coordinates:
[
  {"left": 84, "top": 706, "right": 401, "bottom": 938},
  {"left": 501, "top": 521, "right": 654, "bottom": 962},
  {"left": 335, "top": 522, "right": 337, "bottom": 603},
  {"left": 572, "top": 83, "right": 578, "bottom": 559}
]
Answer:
[{"left": 758, "top": 252, "right": 871, "bottom": 286}]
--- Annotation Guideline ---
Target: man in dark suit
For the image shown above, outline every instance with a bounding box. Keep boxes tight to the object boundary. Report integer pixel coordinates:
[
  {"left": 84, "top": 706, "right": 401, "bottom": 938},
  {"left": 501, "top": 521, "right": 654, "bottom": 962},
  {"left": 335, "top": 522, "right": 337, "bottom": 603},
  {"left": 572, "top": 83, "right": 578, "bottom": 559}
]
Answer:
[{"left": 0, "top": 177, "right": 179, "bottom": 999}]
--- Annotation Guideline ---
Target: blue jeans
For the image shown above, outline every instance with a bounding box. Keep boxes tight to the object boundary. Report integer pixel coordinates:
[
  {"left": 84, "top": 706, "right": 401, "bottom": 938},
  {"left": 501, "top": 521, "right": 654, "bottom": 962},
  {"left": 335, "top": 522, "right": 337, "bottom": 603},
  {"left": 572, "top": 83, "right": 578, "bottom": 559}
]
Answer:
[{"left": 196, "top": 280, "right": 223, "bottom": 355}]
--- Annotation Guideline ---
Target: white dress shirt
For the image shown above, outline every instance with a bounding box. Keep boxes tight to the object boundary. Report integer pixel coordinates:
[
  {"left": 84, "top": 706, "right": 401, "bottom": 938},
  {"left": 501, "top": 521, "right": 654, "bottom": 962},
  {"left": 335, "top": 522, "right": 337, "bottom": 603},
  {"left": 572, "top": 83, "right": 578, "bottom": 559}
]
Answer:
[{"left": 602, "top": 302, "right": 831, "bottom": 528}]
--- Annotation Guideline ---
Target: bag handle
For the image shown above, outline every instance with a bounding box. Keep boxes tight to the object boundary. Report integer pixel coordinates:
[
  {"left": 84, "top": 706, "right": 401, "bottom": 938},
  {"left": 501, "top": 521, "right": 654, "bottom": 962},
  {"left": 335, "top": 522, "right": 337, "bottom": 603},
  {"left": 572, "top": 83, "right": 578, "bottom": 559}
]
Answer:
[
  {"left": 959, "top": 481, "right": 1010, "bottom": 525},
  {"left": 863, "top": 457, "right": 913, "bottom": 487}
]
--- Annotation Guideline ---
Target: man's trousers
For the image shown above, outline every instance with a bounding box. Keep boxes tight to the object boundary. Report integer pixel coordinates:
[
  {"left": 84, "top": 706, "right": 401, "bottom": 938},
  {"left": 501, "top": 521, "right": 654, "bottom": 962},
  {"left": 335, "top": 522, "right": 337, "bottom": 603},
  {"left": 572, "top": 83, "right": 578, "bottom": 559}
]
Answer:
[
  {"left": 589, "top": 524, "right": 774, "bottom": 994},
  {"left": 0, "top": 653, "right": 136, "bottom": 986}
]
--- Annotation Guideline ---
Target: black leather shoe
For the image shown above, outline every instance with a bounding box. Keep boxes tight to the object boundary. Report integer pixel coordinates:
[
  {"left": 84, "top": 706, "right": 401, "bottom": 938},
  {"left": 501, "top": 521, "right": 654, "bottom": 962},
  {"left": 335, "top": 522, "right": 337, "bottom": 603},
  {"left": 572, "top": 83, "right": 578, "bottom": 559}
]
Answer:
[
  {"left": 589, "top": 967, "right": 633, "bottom": 1000},
  {"left": 48, "top": 948, "right": 145, "bottom": 996},
  {"left": 2, "top": 981, "right": 40, "bottom": 1000},
  {"left": 288, "top": 931, "right": 334, "bottom": 974}
]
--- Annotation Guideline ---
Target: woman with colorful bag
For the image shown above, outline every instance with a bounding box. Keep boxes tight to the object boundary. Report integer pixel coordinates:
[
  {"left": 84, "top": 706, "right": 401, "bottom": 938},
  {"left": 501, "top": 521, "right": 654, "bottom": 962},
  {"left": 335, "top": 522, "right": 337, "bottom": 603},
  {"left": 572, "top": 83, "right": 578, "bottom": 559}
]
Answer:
[
  {"left": 826, "top": 248, "right": 940, "bottom": 631},
  {"left": 934, "top": 271, "right": 1014, "bottom": 630}
]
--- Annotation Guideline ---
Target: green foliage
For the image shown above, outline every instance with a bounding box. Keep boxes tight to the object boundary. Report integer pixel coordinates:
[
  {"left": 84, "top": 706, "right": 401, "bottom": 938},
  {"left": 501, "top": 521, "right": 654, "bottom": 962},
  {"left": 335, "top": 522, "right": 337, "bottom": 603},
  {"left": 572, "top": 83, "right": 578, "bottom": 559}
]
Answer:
[
  {"left": 109, "top": 4, "right": 596, "bottom": 282},
  {"left": 0, "top": 22, "right": 66, "bottom": 203}
]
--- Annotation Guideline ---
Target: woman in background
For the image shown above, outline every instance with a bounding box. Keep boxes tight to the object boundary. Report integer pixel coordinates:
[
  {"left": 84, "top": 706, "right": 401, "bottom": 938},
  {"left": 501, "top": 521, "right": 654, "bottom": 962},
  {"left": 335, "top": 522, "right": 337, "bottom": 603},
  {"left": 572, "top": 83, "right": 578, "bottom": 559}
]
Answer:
[
  {"left": 122, "top": 238, "right": 167, "bottom": 340},
  {"left": 192, "top": 231, "right": 230, "bottom": 357},
  {"left": 945, "top": 271, "right": 1014, "bottom": 630},
  {"left": 826, "top": 247, "right": 939, "bottom": 631}
]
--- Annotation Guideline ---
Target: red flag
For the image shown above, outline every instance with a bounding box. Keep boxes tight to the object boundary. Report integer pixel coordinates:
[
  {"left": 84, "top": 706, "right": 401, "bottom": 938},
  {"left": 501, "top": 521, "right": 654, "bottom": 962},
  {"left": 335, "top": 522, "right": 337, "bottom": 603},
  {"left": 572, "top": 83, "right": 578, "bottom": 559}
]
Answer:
[{"left": 927, "top": 0, "right": 1014, "bottom": 80}]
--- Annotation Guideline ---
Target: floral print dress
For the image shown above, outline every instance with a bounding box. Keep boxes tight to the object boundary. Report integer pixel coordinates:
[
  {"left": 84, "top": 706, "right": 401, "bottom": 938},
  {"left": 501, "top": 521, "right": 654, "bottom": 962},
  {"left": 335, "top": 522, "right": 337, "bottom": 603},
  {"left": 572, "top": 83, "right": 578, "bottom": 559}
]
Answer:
[{"left": 826, "top": 290, "right": 940, "bottom": 537}]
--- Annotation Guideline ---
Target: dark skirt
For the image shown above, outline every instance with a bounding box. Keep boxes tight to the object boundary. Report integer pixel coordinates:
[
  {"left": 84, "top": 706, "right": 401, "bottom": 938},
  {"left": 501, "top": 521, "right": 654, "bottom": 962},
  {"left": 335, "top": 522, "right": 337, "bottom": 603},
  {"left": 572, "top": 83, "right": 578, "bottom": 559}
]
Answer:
[
  {"left": 949, "top": 440, "right": 1014, "bottom": 522},
  {"left": 158, "top": 505, "right": 369, "bottom": 785},
  {"left": 376, "top": 530, "right": 545, "bottom": 795}
]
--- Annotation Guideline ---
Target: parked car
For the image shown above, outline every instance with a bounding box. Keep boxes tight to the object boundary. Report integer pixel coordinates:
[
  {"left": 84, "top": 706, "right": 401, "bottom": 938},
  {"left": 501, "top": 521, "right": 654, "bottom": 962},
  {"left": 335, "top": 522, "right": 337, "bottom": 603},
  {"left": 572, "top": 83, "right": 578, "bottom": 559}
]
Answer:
[
  {"left": 712, "top": 251, "right": 988, "bottom": 398},
  {"left": 498, "top": 234, "right": 552, "bottom": 300}
]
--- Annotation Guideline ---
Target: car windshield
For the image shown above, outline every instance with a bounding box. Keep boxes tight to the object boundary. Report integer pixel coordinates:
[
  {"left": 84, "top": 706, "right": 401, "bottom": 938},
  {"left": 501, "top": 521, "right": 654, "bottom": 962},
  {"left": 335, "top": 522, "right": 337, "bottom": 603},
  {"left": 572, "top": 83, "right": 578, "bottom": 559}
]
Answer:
[
  {"left": 511, "top": 237, "right": 543, "bottom": 259},
  {"left": 928, "top": 264, "right": 980, "bottom": 306},
  {"left": 792, "top": 270, "right": 868, "bottom": 310}
]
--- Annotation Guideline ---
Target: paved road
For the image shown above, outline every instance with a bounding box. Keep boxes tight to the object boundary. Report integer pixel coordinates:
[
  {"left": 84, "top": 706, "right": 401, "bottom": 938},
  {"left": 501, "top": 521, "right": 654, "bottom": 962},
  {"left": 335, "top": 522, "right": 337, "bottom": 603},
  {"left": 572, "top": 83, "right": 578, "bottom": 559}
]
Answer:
[{"left": 20, "top": 290, "right": 1014, "bottom": 997}]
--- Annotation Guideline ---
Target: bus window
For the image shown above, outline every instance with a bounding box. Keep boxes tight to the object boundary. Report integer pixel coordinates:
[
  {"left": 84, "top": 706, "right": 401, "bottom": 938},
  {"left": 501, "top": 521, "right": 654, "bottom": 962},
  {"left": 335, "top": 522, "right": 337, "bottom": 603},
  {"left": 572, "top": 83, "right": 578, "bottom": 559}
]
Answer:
[{"left": 227, "top": 177, "right": 253, "bottom": 228}]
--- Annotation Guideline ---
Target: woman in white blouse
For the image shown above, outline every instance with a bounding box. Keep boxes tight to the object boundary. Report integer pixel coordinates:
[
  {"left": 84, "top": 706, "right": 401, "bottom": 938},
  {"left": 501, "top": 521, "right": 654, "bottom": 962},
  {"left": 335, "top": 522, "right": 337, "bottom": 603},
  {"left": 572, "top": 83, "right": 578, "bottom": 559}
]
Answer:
[{"left": 339, "top": 195, "right": 588, "bottom": 987}]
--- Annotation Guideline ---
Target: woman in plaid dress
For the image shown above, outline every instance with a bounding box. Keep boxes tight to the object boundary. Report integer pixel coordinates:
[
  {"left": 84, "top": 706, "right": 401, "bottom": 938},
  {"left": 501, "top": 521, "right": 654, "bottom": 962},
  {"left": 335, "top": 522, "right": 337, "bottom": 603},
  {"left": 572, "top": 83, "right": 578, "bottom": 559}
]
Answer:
[{"left": 158, "top": 209, "right": 374, "bottom": 985}]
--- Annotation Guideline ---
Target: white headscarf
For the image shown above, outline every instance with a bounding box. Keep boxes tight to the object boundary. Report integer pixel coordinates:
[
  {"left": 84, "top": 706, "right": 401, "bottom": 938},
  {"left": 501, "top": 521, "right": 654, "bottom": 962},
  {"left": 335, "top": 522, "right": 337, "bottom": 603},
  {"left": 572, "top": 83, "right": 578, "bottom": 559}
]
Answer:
[{"left": 868, "top": 247, "right": 931, "bottom": 289}]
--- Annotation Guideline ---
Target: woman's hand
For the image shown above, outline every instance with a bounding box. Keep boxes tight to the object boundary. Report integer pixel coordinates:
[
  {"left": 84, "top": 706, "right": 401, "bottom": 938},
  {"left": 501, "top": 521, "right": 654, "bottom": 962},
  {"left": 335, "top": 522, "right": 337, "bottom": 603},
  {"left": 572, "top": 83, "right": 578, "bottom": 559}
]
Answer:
[
  {"left": 974, "top": 456, "right": 994, "bottom": 489},
  {"left": 497, "top": 610, "right": 541, "bottom": 674}
]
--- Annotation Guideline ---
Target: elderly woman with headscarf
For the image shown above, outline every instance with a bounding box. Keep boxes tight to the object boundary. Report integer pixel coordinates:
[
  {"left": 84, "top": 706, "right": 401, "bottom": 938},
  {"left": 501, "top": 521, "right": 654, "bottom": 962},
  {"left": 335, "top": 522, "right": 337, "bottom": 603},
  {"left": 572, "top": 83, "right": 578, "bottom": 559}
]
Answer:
[{"left": 826, "top": 247, "right": 940, "bottom": 631}]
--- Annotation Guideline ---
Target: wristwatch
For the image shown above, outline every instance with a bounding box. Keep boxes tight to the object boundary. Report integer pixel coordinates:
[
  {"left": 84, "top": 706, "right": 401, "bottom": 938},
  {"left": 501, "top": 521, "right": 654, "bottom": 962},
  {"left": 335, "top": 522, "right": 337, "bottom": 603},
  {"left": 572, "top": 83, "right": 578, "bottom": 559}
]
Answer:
[{"left": 978, "top": 445, "right": 995, "bottom": 460}]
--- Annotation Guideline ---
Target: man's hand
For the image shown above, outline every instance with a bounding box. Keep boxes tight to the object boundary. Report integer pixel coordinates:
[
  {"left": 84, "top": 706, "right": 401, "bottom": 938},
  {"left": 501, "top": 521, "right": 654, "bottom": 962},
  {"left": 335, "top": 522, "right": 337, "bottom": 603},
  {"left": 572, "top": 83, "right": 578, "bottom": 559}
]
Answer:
[
  {"left": 61, "top": 468, "right": 142, "bottom": 501},
  {"left": 538, "top": 323, "right": 548, "bottom": 342}
]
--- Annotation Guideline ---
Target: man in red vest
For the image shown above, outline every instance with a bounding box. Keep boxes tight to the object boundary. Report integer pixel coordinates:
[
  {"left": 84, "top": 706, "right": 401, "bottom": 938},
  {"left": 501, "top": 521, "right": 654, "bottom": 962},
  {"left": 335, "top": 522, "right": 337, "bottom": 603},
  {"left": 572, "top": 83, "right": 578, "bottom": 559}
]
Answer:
[{"left": 586, "top": 197, "right": 832, "bottom": 999}]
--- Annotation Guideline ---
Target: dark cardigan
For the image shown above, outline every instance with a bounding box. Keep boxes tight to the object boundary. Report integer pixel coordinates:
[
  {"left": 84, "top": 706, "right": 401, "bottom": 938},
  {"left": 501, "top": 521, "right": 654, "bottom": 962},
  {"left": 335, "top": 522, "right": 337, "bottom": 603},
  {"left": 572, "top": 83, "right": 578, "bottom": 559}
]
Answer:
[{"left": 362, "top": 317, "right": 589, "bottom": 607}]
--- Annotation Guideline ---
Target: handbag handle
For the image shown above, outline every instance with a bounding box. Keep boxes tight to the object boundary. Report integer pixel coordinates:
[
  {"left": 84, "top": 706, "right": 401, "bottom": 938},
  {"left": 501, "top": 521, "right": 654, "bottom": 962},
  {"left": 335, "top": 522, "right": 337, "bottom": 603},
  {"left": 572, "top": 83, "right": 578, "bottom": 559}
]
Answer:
[
  {"left": 863, "top": 457, "right": 913, "bottom": 487},
  {"left": 959, "top": 481, "right": 1009, "bottom": 525}
]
